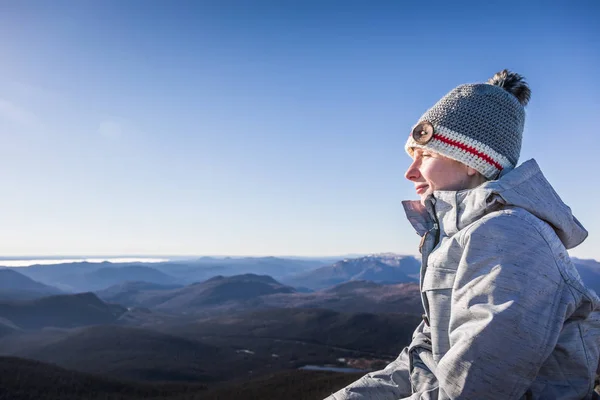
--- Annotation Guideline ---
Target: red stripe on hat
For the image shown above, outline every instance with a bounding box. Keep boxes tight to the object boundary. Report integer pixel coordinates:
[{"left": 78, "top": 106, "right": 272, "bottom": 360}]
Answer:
[{"left": 433, "top": 134, "right": 503, "bottom": 171}]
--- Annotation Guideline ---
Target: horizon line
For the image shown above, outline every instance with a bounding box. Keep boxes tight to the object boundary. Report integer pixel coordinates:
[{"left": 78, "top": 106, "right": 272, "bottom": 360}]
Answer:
[{"left": 0, "top": 252, "right": 405, "bottom": 260}]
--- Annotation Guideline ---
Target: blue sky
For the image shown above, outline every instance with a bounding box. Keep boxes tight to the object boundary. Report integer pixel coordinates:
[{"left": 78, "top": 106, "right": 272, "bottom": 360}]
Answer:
[{"left": 0, "top": 0, "right": 599, "bottom": 258}]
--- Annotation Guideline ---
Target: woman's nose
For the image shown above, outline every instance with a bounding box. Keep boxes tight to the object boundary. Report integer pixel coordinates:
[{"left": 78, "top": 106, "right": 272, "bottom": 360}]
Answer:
[{"left": 404, "top": 161, "right": 420, "bottom": 182}]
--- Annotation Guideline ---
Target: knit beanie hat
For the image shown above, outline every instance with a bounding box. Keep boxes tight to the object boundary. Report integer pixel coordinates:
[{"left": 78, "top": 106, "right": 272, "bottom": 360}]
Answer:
[{"left": 405, "top": 70, "right": 531, "bottom": 180}]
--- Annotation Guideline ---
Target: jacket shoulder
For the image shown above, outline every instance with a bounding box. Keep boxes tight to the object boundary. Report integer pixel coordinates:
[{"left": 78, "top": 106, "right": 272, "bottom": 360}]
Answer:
[
  {"left": 459, "top": 207, "right": 554, "bottom": 249},
  {"left": 457, "top": 207, "right": 585, "bottom": 293}
]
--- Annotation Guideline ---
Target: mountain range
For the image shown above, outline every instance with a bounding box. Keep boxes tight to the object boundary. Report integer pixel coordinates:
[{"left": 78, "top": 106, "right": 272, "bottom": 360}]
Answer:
[
  {"left": 0, "top": 253, "right": 598, "bottom": 398},
  {"left": 93, "top": 274, "right": 422, "bottom": 316},
  {"left": 0, "top": 304, "right": 419, "bottom": 381},
  {"left": 9, "top": 254, "right": 599, "bottom": 297},
  {"left": 95, "top": 274, "right": 297, "bottom": 313},
  {"left": 11, "top": 257, "right": 326, "bottom": 293}
]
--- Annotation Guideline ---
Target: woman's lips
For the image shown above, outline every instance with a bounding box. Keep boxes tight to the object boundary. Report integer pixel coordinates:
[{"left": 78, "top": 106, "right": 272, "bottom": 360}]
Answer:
[{"left": 415, "top": 185, "right": 428, "bottom": 195}]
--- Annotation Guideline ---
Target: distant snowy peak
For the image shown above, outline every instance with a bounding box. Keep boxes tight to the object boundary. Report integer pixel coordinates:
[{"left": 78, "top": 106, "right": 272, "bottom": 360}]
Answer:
[
  {"left": 284, "top": 254, "right": 420, "bottom": 290},
  {"left": 336, "top": 254, "right": 419, "bottom": 269}
]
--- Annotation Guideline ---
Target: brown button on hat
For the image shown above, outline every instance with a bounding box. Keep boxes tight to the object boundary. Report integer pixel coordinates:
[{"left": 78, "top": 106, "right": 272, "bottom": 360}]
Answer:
[{"left": 411, "top": 121, "right": 434, "bottom": 145}]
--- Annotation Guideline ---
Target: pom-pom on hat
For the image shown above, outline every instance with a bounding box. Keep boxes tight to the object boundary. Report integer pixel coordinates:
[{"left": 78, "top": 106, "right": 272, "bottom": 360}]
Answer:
[{"left": 405, "top": 69, "right": 531, "bottom": 180}]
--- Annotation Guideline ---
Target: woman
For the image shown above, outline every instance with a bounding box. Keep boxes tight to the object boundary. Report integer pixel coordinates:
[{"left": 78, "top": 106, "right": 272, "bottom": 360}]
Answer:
[{"left": 327, "top": 70, "right": 600, "bottom": 399}]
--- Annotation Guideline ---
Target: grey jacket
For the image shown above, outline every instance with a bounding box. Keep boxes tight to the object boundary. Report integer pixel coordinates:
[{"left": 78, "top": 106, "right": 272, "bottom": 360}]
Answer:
[{"left": 326, "top": 159, "right": 600, "bottom": 400}]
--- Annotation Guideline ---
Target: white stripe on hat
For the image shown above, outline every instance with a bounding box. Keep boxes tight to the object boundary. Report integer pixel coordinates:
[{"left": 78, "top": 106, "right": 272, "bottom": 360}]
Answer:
[{"left": 405, "top": 124, "right": 514, "bottom": 179}]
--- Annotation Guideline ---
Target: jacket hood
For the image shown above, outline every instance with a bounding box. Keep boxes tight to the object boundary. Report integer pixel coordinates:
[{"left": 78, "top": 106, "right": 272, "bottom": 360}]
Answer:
[{"left": 402, "top": 159, "right": 588, "bottom": 249}]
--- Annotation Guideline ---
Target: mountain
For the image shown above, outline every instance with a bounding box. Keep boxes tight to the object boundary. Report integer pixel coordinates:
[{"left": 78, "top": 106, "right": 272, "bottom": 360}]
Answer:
[
  {"left": 284, "top": 254, "right": 420, "bottom": 290},
  {"left": 0, "top": 269, "right": 63, "bottom": 301},
  {"left": 101, "top": 274, "right": 297, "bottom": 313},
  {"left": 165, "top": 307, "right": 421, "bottom": 357},
  {"left": 0, "top": 317, "right": 20, "bottom": 337},
  {"left": 322, "top": 281, "right": 421, "bottom": 314},
  {"left": 84, "top": 266, "right": 179, "bottom": 291},
  {"left": 573, "top": 258, "right": 600, "bottom": 295},
  {"left": 259, "top": 281, "right": 422, "bottom": 315},
  {"left": 0, "top": 292, "right": 127, "bottom": 329},
  {"left": 324, "top": 280, "right": 383, "bottom": 294},
  {"left": 95, "top": 281, "right": 184, "bottom": 306},
  {"left": 17, "top": 262, "right": 111, "bottom": 291},
  {"left": 150, "top": 274, "right": 297, "bottom": 313}
]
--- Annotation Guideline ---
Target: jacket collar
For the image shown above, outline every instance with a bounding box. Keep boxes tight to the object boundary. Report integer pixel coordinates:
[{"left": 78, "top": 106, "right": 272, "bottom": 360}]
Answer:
[{"left": 402, "top": 187, "right": 497, "bottom": 240}]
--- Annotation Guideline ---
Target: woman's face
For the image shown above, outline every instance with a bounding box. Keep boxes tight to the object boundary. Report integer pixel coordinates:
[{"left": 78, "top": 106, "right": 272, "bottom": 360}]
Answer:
[{"left": 405, "top": 148, "right": 483, "bottom": 204}]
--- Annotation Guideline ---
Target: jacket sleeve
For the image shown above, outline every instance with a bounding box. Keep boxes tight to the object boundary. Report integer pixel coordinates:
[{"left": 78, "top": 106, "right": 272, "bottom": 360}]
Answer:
[
  {"left": 324, "top": 347, "right": 413, "bottom": 400},
  {"left": 434, "top": 213, "right": 566, "bottom": 399},
  {"left": 324, "top": 321, "right": 439, "bottom": 400}
]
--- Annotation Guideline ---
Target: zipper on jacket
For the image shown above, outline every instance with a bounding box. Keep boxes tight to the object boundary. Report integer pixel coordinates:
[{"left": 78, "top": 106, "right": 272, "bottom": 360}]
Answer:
[{"left": 419, "top": 221, "right": 439, "bottom": 324}]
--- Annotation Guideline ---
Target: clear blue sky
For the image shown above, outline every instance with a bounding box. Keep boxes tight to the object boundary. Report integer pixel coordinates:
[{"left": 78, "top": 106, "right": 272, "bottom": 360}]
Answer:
[{"left": 1, "top": 0, "right": 599, "bottom": 258}]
